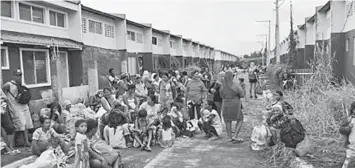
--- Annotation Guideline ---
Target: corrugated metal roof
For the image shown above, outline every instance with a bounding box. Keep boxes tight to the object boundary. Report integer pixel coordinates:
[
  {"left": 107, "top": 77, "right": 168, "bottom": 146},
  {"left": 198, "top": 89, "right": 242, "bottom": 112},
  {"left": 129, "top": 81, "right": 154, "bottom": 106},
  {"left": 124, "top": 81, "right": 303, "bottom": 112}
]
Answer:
[{"left": 1, "top": 30, "right": 83, "bottom": 49}]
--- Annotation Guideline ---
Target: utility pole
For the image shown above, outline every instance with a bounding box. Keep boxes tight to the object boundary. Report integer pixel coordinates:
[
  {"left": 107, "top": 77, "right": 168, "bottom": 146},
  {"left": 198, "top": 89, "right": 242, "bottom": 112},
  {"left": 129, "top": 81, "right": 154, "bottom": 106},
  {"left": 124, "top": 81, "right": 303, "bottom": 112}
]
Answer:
[
  {"left": 256, "top": 20, "right": 271, "bottom": 66},
  {"left": 257, "top": 34, "right": 267, "bottom": 66},
  {"left": 275, "top": 0, "right": 280, "bottom": 64}
]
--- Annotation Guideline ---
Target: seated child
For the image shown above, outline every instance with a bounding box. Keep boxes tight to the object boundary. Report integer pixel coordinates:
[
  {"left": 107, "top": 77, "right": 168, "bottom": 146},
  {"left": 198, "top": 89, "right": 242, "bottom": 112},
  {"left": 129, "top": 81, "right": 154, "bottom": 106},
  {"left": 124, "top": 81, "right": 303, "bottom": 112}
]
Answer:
[
  {"left": 103, "top": 112, "right": 131, "bottom": 149},
  {"left": 198, "top": 100, "right": 222, "bottom": 141},
  {"left": 74, "top": 119, "right": 90, "bottom": 168},
  {"left": 342, "top": 102, "right": 355, "bottom": 168},
  {"left": 32, "top": 116, "right": 66, "bottom": 156},
  {"left": 168, "top": 103, "right": 185, "bottom": 137},
  {"left": 86, "top": 119, "right": 124, "bottom": 168},
  {"left": 157, "top": 115, "right": 175, "bottom": 148},
  {"left": 131, "top": 109, "right": 150, "bottom": 151},
  {"left": 22, "top": 137, "right": 68, "bottom": 168}
]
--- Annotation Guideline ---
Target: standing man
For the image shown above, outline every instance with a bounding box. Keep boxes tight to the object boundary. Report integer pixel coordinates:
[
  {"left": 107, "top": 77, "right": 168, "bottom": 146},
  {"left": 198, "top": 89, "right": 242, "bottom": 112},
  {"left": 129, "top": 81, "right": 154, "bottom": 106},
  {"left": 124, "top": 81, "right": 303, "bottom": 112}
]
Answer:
[
  {"left": 2, "top": 69, "right": 33, "bottom": 147},
  {"left": 108, "top": 68, "right": 119, "bottom": 89}
]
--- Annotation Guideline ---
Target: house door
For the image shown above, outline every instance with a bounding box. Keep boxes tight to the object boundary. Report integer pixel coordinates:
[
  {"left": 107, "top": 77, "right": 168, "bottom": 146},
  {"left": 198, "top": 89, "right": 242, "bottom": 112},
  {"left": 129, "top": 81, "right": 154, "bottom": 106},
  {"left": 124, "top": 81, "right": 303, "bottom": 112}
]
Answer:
[{"left": 57, "top": 51, "right": 69, "bottom": 88}]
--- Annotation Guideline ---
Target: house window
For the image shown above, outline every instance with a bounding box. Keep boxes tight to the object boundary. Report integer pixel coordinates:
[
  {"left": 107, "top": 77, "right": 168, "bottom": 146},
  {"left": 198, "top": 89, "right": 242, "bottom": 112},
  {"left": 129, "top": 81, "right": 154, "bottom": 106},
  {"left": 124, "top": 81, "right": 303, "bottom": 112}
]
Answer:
[
  {"left": 19, "top": 3, "right": 44, "bottom": 23},
  {"left": 88, "top": 20, "right": 102, "bottom": 34},
  {"left": 346, "top": 38, "right": 350, "bottom": 51},
  {"left": 170, "top": 41, "right": 176, "bottom": 49},
  {"left": 158, "top": 38, "right": 163, "bottom": 47},
  {"left": 104, "top": 24, "right": 115, "bottom": 38},
  {"left": 152, "top": 37, "right": 157, "bottom": 45},
  {"left": 1, "top": 47, "right": 9, "bottom": 70},
  {"left": 136, "top": 33, "right": 143, "bottom": 43},
  {"left": 20, "top": 49, "right": 50, "bottom": 87},
  {"left": 49, "top": 11, "right": 65, "bottom": 28},
  {"left": 127, "top": 31, "right": 135, "bottom": 41},
  {"left": 82, "top": 18, "right": 86, "bottom": 33},
  {"left": 1, "top": 1, "right": 12, "bottom": 18}
]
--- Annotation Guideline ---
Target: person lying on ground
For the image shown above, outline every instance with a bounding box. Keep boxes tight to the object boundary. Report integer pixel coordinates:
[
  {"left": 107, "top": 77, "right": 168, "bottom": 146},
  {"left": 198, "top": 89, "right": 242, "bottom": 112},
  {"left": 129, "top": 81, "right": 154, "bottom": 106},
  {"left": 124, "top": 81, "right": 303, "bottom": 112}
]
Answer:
[
  {"left": 86, "top": 119, "right": 124, "bottom": 168},
  {"left": 32, "top": 116, "right": 66, "bottom": 156}
]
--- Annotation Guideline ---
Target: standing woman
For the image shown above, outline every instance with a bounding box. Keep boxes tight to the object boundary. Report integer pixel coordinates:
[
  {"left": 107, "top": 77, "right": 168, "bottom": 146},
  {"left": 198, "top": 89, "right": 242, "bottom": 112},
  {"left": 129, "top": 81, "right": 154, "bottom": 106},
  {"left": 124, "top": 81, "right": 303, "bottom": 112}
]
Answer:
[
  {"left": 185, "top": 70, "right": 207, "bottom": 120},
  {"left": 220, "top": 71, "right": 246, "bottom": 143},
  {"left": 248, "top": 62, "right": 259, "bottom": 99},
  {"left": 209, "top": 71, "right": 225, "bottom": 117}
]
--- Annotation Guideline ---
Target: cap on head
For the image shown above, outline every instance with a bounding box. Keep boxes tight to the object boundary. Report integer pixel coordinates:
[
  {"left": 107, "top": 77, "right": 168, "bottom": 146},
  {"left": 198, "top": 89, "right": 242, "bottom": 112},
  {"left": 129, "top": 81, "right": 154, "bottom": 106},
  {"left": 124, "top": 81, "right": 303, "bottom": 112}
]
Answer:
[{"left": 13, "top": 69, "right": 22, "bottom": 76}]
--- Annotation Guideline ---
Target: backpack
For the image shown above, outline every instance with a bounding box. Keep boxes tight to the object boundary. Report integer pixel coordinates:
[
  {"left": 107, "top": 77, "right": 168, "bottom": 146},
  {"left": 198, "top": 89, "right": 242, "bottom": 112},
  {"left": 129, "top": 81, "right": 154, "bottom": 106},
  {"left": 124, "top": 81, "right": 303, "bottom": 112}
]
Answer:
[
  {"left": 9, "top": 82, "right": 31, "bottom": 104},
  {"left": 280, "top": 118, "right": 306, "bottom": 148}
]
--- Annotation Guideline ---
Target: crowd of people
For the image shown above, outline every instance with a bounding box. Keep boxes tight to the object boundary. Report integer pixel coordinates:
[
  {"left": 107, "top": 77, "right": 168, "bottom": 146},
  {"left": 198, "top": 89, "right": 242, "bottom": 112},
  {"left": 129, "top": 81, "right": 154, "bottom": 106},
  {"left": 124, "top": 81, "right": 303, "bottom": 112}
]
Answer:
[{"left": 0, "top": 65, "right": 250, "bottom": 168}]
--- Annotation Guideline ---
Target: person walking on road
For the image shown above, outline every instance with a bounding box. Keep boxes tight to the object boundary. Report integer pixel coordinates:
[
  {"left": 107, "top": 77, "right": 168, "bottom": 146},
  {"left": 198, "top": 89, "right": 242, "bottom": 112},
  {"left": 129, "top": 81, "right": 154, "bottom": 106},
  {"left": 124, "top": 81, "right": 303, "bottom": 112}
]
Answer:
[
  {"left": 220, "top": 71, "right": 246, "bottom": 143},
  {"left": 248, "top": 62, "right": 259, "bottom": 99}
]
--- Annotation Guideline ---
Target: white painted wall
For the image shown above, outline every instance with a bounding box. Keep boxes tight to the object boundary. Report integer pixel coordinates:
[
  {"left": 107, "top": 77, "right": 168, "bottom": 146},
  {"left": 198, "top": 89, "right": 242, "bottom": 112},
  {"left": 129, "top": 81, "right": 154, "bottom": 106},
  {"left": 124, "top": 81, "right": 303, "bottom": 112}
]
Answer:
[
  {"left": 126, "top": 24, "right": 145, "bottom": 53},
  {"left": 192, "top": 44, "right": 198, "bottom": 58},
  {"left": 343, "top": 1, "right": 355, "bottom": 32},
  {"left": 1, "top": 1, "right": 81, "bottom": 42},
  {"left": 152, "top": 32, "right": 164, "bottom": 54},
  {"left": 170, "top": 37, "right": 178, "bottom": 56},
  {"left": 214, "top": 51, "right": 222, "bottom": 61},
  {"left": 331, "top": 1, "right": 346, "bottom": 33},
  {"left": 82, "top": 10, "right": 116, "bottom": 49},
  {"left": 116, "top": 19, "right": 127, "bottom": 50},
  {"left": 305, "top": 21, "right": 315, "bottom": 45},
  {"left": 325, "top": 9, "right": 331, "bottom": 39},
  {"left": 316, "top": 12, "right": 327, "bottom": 40},
  {"left": 297, "top": 28, "right": 306, "bottom": 48}
]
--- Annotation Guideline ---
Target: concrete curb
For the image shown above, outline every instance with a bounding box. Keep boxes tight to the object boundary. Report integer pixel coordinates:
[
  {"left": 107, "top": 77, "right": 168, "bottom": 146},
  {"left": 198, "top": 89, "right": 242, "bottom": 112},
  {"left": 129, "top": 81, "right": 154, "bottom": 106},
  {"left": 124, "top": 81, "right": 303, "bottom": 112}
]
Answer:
[{"left": 2, "top": 155, "right": 38, "bottom": 168}]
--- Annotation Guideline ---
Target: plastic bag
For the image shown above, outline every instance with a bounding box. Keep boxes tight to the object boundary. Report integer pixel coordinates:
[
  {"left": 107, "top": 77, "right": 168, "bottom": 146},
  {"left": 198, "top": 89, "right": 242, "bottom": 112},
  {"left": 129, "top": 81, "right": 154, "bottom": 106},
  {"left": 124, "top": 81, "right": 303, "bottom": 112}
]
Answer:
[
  {"left": 255, "top": 85, "right": 263, "bottom": 95},
  {"left": 250, "top": 125, "right": 271, "bottom": 151},
  {"left": 20, "top": 147, "right": 67, "bottom": 168},
  {"left": 295, "top": 136, "right": 315, "bottom": 157}
]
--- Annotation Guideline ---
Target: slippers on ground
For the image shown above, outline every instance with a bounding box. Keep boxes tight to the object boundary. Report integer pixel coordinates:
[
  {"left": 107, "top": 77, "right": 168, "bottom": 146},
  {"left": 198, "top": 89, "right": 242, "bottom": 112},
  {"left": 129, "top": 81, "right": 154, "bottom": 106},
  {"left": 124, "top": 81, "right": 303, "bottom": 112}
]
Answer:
[
  {"left": 144, "top": 146, "right": 152, "bottom": 152},
  {"left": 232, "top": 138, "right": 244, "bottom": 144}
]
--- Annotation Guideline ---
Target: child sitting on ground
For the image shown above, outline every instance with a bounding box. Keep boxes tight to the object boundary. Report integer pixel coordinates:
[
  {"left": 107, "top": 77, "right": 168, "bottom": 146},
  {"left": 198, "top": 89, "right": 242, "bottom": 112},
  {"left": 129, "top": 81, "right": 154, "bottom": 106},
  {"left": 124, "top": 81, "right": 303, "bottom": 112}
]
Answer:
[
  {"left": 341, "top": 102, "right": 355, "bottom": 168},
  {"left": 86, "top": 119, "right": 124, "bottom": 168},
  {"left": 198, "top": 100, "right": 222, "bottom": 141},
  {"left": 74, "top": 119, "right": 90, "bottom": 168},
  {"left": 131, "top": 109, "right": 150, "bottom": 151},
  {"left": 103, "top": 112, "right": 131, "bottom": 149},
  {"left": 157, "top": 115, "right": 175, "bottom": 148}
]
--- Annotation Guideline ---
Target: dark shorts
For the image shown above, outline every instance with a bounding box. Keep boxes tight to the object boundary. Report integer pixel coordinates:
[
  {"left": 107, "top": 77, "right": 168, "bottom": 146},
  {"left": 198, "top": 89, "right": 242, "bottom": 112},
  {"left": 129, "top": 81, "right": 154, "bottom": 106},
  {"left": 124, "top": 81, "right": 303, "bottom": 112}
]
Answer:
[
  {"left": 249, "top": 79, "right": 257, "bottom": 83},
  {"left": 1, "top": 112, "right": 15, "bottom": 135}
]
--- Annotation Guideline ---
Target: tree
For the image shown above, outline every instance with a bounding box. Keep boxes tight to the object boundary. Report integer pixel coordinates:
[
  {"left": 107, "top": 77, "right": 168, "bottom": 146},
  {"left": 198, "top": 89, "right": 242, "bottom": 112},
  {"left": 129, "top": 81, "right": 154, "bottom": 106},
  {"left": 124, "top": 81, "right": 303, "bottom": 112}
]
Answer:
[{"left": 288, "top": 0, "right": 297, "bottom": 67}]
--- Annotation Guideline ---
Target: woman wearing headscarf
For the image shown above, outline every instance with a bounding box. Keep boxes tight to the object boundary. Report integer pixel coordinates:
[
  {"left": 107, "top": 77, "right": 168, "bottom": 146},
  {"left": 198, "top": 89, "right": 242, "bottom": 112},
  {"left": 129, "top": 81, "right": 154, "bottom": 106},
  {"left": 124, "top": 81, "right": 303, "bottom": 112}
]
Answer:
[
  {"left": 209, "top": 71, "right": 225, "bottom": 117},
  {"left": 220, "top": 71, "right": 245, "bottom": 143}
]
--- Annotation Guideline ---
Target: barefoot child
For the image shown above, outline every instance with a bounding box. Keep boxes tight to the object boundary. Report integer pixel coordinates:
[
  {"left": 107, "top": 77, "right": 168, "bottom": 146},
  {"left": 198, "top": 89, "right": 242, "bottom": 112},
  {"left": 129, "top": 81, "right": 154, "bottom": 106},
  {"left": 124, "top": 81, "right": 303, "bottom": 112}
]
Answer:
[
  {"left": 131, "top": 109, "right": 149, "bottom": 151},
  {"left": 74, "top": 119, "right": 90, "bottom": 168},
  {"left": 157, "top": 115, "right": 175, "bottom": 148}
]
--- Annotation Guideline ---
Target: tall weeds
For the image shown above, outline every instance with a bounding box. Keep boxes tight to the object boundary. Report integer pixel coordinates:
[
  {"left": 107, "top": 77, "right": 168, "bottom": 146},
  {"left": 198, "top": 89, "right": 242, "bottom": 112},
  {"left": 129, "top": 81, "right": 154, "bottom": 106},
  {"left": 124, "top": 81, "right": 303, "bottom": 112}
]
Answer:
[{"left": 263, "top": 49, "right": 355, "bottom": 167}]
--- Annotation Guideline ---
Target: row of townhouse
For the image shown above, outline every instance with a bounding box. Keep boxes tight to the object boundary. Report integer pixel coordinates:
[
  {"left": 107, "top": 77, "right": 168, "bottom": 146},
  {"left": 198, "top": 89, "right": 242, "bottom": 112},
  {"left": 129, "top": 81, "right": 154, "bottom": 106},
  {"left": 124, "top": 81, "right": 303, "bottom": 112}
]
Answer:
[
  {"left": 269, "top": 0, "right": 355, "bottom": 85},
  {"left": 0, "top": 0, "right": 237, "bottom": 115}
]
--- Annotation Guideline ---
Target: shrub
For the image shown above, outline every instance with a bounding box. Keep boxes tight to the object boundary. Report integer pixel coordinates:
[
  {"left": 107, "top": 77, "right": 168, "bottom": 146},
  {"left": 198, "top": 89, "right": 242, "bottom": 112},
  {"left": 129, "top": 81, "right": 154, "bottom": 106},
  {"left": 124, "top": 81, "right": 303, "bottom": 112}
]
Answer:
[{"left": 262, "top": 50, "right": 355, "bottom": 167}]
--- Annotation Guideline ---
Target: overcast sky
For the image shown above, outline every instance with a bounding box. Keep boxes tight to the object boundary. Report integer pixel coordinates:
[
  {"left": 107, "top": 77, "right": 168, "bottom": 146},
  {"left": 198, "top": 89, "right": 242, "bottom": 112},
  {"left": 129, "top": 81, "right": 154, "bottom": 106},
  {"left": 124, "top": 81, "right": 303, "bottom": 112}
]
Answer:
[{"left": 81, "top": 0, "right": 329, "bottom": 56}]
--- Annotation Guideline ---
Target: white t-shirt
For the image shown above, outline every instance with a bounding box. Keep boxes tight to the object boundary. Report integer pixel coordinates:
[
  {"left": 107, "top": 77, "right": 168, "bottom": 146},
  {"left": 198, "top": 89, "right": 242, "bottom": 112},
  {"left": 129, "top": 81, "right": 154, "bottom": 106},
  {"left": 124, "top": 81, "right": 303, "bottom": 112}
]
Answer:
[
  {"left": 139, "top": 102, "right": 160, "bottom": 123},
  {"left": 103, "top": 125, "right": 126, "bottom": 148}
]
